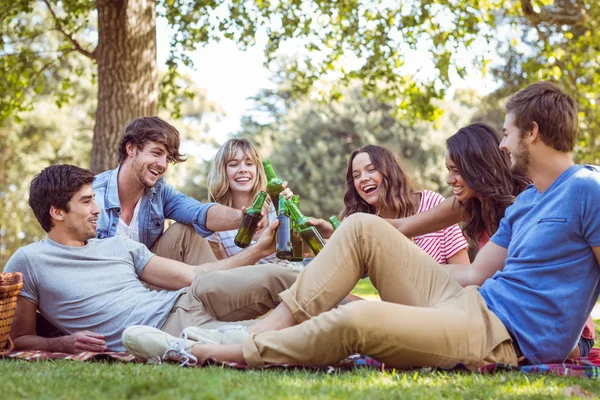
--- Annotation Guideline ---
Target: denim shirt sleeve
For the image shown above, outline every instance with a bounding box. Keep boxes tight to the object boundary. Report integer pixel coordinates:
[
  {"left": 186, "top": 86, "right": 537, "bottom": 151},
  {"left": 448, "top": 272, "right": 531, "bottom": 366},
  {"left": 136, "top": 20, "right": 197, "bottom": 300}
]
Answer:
[
  {"left": 159, "top": 181, "right": 216, "bottom": 238},
  {"left": 93, "top": 167, "right": 121, "bottom": 240}
]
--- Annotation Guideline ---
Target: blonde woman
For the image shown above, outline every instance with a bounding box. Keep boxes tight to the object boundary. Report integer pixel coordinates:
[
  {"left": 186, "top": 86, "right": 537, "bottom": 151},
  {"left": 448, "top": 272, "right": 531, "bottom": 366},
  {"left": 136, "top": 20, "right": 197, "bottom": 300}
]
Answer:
[{"left": 207, "top": 138, "right": 291, "bottom": 263}]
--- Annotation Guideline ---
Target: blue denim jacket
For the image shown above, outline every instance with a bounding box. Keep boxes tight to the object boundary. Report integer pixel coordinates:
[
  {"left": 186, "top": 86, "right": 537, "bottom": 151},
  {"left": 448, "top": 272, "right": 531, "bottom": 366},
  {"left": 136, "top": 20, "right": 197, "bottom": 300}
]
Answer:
[{"left": 93, "top": 166, "right": 215, "bottom": 249}]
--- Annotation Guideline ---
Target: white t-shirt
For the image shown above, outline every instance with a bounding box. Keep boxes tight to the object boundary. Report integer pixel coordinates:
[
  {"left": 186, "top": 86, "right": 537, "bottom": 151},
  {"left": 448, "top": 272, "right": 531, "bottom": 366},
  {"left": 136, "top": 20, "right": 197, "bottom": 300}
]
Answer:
[{"left": 116, "top": 200, "right": 141, "bottom": 242}]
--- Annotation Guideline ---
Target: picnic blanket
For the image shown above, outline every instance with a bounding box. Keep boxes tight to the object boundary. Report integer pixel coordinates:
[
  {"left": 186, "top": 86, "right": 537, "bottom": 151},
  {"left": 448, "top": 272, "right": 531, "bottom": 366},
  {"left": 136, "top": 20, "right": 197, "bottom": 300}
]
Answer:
[
  {"left": 3, "top": 348, "right": 600, "bottom": 378},
  {"left": 1, "top": 350, "right": 135, "bottom": 362}
]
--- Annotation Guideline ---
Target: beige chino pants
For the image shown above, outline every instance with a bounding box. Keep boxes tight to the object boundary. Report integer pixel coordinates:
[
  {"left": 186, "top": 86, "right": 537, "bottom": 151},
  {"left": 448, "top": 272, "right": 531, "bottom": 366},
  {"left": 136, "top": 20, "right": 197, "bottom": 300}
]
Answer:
[
  {"left": 242, "top": 213, "right": 518, "bottom": 369},
  {"left": 161, "top": 264, "right": 299, "bottom": 335},
  {"left": 151, "top": 223, "right": 218, "bottom": 265},
  {"left": 152, "top": 223, "right": 299, "bottom": 334}
]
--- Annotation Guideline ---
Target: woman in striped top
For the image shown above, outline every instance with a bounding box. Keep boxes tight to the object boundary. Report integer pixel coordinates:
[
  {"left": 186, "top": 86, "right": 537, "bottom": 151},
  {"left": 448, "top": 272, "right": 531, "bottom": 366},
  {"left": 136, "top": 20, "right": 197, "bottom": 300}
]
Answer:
[
  {"left": 393, "top": 123, "right": 529, "bottom": 250},
  {"left": 310, "top": 144, "right": 469, "bottom": 265},
  {"left": 391, "top": 123, "right": 594, "bottom": 358}
]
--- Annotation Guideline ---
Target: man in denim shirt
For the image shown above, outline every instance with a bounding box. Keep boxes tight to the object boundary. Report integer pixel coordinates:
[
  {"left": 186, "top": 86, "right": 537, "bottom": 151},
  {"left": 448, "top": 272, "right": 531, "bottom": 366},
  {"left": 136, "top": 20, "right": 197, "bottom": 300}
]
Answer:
[{"left": 94, "top": 117, "right": 266, "bottom": 265}]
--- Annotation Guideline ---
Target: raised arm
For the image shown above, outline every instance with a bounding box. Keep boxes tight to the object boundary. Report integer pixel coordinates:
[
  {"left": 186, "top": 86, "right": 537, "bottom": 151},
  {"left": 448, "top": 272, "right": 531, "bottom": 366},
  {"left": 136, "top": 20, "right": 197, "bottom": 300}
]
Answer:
[
  {"left": 387, "top": 197, "right": 463, "bottom": 238},
  {"left": 205, "top": 182, "right": 293, "bottom": 232},
  {"left": 443, "top": 241, "right": 508, "bottom": 287},
  {"left": 10, "top": 296, "right": 106, "bottom": 353}
]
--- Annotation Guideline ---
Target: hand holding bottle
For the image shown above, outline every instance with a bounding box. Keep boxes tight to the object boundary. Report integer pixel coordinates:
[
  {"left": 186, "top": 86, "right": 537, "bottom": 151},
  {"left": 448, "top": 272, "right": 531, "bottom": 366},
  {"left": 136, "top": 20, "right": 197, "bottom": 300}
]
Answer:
[
  {"left": 279, "top": 181, "right": 294, "bottom": 200},
  {"left": 307, "top": 217, "right": 334, "bottom": 239},
  {"left": 240, "top": 205, "right": 270, "bottom": 235},
  {"left": 235, "top": 191, "right": 267, "bottom": 248},
  {"left": 254, "top": 218, "right": 280, "bottom": 257},
  {"left": 286, "top": 200, "right": 326, "bottom": 256}
]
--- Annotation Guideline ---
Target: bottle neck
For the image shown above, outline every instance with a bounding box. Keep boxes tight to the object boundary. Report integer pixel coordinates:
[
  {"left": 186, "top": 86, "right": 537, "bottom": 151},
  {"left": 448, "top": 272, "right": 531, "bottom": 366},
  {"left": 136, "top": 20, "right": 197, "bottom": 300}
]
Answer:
[
  {"left": 329, "top": 216, "right": 340, "bottom": 228},
  {"left": 249, "top": 192, "right": 267, "bottom": 213},
  {"left": 286, "top": 201, "right": 309, "bottom": 227},
  {"left": 263, "top": 161, "right": 277, "bottom": 182},
  {"left": 277, "top": 197, "right": 287, "bottom": 216}
]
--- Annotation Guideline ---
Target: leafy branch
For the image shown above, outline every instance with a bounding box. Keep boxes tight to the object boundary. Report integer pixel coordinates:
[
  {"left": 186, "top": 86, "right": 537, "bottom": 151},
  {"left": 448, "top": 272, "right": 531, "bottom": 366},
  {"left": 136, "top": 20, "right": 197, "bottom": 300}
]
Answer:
[{"left": 41, "top": 0, "right": 96, "bottom": 60}]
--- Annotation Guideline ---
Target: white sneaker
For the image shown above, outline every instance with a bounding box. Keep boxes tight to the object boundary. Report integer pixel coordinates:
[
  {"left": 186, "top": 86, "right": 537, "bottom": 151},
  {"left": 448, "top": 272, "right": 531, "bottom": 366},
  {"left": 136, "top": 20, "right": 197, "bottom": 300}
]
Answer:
[
  {"left": 182, "top": 324, "right": 250, "bottom": 345},
  {"left": 122, "top": 325, "right": 198, "bottom": 366}
]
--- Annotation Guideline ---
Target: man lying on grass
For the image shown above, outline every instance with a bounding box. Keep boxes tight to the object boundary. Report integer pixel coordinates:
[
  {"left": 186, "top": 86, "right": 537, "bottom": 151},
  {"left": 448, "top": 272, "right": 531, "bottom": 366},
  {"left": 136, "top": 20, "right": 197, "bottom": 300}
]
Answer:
[
  {"left": 5, "top": 164, "right": 297, "bottom": 353},
  {"left": 123, "top": 81, "right": 600, "bottom": 368}
]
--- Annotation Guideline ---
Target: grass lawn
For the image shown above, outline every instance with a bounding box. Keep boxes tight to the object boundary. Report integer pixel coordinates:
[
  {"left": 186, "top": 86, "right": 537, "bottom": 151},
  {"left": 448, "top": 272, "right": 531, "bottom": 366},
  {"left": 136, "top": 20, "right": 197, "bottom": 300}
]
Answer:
[
  {"left": 352, "top": 277, "right": 380, "bottom": 299},
  {"left": 1, "top": 279, "right": 599, "bottom": 399},
  {"left": 2, "top": 358, "right": 599, "bottom": 399}
]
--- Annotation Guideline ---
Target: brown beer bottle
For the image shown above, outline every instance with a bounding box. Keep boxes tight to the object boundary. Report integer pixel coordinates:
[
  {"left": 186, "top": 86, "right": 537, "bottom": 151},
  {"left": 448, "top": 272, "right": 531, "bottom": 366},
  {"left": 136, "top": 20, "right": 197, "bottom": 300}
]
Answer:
[
  {"left": 289, "top": 195, "right": 304, "bottom": 261},
  {"left": 263, "top": 160, "right": 284, "bottom": 212},
  {"left": 276, "top": 196, "right": 293, "bottom": 259},
  {"left": 234, "top": 191, "right": 267, "bottom": 248},
  {"left": 286, "top": 199, "right": 326, "bottom": 256}
]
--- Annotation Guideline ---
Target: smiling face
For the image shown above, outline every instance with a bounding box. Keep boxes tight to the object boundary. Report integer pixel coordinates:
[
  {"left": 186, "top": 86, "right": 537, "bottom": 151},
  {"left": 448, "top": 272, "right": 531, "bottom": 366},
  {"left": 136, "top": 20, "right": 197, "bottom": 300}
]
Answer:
[
  {"left": 61, "top": 184, "right": 100, "bottom": 242},
  {"left": 351, "top": 152, "right": 385, "bottom": 206},
  {"left": 445, "top": 150, "right": 479, "bottom": 202},
  {"left": 501, "top": 113, "right": 531, "bottom": 176},
  {"left": 129, "top": 141, "right": 169, "bottom": 189},
  {"left": 226, "top": 149, "right": 258, "bottom": 195}
]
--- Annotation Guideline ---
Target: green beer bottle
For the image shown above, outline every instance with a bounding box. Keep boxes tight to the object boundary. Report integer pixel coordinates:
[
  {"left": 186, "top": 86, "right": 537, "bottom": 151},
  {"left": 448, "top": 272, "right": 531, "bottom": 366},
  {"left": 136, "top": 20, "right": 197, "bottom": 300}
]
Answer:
[
  {"left": 290, "top": 195, "right": 304, "bottom": 261},
  {"left": 263, "top": 160, "right": 284, "bottom": 212},
  {"left": 234, "top": 191, "right": 267, "bottom": 248},
  {"left": 329, "top": 215, "right": 341, "bottom": 230},
  {"left": 276, "top": 196, "right": 293, "bottom": 259},
  {"left": 286, "top": 199, "right": 326, "bottom": 256}
]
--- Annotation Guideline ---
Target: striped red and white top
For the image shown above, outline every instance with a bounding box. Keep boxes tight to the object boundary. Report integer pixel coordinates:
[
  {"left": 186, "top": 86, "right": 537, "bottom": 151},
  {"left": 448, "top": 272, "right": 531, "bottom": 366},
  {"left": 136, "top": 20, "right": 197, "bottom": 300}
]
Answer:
[{"left": 413, "top": 190, "right": 468, "bottom": 264}]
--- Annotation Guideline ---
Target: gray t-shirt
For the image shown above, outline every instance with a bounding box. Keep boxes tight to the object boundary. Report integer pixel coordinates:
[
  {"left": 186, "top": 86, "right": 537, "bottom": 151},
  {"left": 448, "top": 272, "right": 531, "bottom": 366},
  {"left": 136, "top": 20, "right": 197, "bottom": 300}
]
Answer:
[{"left": 4, "top": 236, "right": 184, "bottom": 351}]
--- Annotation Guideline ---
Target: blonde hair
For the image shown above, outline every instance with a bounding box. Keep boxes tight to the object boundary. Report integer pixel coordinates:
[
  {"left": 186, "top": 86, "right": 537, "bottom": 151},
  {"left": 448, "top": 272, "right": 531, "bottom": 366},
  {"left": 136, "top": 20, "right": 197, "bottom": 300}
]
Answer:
[{"left": 207, "top": 138, "right": 268, "bottom": 207}]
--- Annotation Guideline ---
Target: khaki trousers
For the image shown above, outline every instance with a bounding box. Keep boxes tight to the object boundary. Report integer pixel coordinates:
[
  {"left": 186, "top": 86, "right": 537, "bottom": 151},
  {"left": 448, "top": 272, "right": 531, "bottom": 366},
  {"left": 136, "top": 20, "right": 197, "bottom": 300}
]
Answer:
[
  {"left": 151, "top": 223, "right": 218, "bottom": 265},
  {"left": 161, "top": 264, "right": 299, "bottom": 335},
  {"left": 242, "top": 213, "right": 517, "bottom": 369}
]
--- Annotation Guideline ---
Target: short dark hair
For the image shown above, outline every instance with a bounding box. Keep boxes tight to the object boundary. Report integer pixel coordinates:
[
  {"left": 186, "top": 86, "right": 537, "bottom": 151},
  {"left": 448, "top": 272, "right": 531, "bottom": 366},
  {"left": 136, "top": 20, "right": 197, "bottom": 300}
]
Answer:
[
  {"left": 117, "top": 117, "right": 186, "bottom": 164},
  {"left": 29, "top": 165, "right": 95, "bottom": 232},
  {"left": 505, "top": 81, "right": 578, "bottom": 152}
]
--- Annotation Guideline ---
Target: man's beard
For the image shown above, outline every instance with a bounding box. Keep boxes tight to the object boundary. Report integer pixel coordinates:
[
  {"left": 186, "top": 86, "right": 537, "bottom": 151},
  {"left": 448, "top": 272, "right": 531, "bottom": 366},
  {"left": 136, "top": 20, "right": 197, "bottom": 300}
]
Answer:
[
  {"left": 67, "top": 223, "right": 96, "bottom": 242},
  {"left": 511, "top": 140, "right": 531, "bottom": 177},
  {"left": 133, "top": 159, "right": 159, "bottom": 189}
]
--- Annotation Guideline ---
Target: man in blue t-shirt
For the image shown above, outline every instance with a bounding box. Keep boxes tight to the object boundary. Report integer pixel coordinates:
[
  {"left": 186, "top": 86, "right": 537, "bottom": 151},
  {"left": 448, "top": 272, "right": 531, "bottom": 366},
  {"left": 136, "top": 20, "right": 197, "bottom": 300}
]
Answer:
[{"left": 121, "top": 81, "right": 600, "bottom": 368}]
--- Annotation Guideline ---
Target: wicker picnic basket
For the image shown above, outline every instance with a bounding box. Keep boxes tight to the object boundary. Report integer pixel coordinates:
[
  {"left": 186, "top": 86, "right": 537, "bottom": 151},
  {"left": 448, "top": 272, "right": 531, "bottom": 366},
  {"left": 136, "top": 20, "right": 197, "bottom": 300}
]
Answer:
[{"left": 0, "top": 272, "right": 23, "bottom": 355}]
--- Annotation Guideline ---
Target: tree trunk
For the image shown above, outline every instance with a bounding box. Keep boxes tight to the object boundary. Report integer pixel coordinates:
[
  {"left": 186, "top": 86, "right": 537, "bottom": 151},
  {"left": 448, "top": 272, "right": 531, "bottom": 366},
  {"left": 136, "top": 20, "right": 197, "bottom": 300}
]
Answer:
[{"left": 91, "top": 0, "right": 158, "bottom": 173}]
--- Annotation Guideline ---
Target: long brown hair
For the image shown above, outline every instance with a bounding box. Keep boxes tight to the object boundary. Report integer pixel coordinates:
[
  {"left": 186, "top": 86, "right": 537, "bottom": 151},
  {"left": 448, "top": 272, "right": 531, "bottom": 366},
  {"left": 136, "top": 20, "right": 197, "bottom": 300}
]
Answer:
[
  {"left": 341, "top": 145, "right": 416, "bottom": 219},
  {"left": 446, "top": 123, "right": 530, "bottom": 242}
]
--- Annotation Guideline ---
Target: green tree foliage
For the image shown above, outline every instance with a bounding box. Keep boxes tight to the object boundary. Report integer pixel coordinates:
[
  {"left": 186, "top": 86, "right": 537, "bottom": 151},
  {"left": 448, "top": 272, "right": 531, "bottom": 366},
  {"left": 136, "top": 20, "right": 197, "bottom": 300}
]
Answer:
[
  {"left": 3, "top": 1, "right": 598, "bottom": 168},
  {"left": 160, "top": 74, "right": 225, "bottom": 205},
  {"left": 485, "top": 0, "right": 599, "bottom": 163},
  {"left": 159, "top": 0, "right": 500, "bottom": 124},
  {"left": 2, "top": 0, "right": 502, "bottom": 171}
]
